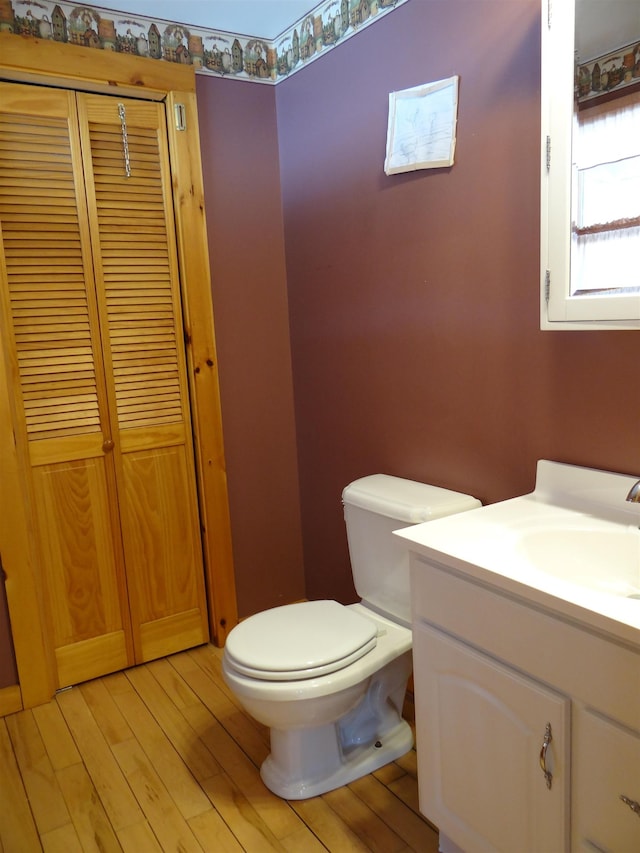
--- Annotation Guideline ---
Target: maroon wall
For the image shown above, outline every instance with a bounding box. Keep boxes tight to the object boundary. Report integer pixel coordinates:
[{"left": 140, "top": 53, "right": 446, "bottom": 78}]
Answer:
[
  {"left": 0, "top": 561, "right": 17, "bottom": 685},
  {"left": 196, "top": 75, "right": 306, "bottom": 617},
  {"left": 276, "top": 0, "right": 640, "bottom": 604}
]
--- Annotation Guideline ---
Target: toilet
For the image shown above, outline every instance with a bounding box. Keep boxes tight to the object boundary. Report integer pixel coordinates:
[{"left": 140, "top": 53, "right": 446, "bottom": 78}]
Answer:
[{"left": 222, "top": 474, "right": 481, "bottom": 800}]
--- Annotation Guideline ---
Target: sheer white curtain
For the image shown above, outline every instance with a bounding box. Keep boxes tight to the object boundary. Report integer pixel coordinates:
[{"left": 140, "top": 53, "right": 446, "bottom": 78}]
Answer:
[{"left": 571, "top": 96, "right": 640, "bottom": 294}]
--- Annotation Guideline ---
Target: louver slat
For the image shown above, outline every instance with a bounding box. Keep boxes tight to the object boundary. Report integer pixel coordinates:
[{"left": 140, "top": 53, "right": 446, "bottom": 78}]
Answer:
[
  {"left": 0, "top": 113, "right": 101, "bottom": 441},
  {"left": 86, "top": 116, "right": 184, "bottom": 431}
]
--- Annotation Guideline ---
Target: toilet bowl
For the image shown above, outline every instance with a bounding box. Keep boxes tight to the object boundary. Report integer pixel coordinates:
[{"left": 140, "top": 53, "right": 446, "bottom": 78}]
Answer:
[
  {"left": 223, "top": 475, "right": 481, "bottom": 800},
  {"left": 224, "top": 601, "right": 413, "bottom": 799}
]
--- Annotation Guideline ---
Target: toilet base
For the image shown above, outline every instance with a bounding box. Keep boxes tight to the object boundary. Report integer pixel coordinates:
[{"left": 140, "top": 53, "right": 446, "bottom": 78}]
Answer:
[{"left": 260, "top": 717, "right": 414, "bottom": 800}]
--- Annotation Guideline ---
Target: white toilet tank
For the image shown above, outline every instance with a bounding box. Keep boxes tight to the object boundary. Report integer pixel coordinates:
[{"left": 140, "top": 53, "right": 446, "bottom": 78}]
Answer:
[{"left": 342, "top": 475, "right": 481, "bottom": 626}]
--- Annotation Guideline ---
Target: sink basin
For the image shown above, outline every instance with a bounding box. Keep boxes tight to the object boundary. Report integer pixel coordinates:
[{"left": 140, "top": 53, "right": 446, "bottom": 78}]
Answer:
[
  {"left": 518, "top": 524, "right": 640, "bottom": 598},
  {"left": 396, "top": 460, "right": 640, "bottom": 640}
]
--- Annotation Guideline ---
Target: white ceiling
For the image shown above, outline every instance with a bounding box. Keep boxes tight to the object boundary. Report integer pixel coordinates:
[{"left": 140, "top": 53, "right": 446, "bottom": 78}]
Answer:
[
  {"left": 99, "top": 0, "right": 318, "bottom": 39},
  {"left": 576, "top": 1, "right": 640, "bottom": 60}
]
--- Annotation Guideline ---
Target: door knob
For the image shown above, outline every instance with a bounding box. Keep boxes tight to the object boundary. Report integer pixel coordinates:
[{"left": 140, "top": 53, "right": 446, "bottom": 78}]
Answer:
[{"left": 102, "top": 439, "right": 115, "bottom": 452}]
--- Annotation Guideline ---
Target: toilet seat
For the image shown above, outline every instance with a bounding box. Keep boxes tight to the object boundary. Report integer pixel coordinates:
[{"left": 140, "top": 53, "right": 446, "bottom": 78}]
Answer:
[{"left": 224, "top": 600, "right": 378, "bottom": 681}]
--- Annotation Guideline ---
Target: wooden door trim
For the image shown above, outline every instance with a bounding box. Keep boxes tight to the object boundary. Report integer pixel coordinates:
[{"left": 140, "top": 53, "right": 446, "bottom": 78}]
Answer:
[
  {"left": 0, "top": 36, "right": 237, "bottom": 707},
  {"left": 0, "top": 32, "right": 192, "bottom": 98},
  {"left": 165, "top": 91, "right": 238, "bottom": 647}
]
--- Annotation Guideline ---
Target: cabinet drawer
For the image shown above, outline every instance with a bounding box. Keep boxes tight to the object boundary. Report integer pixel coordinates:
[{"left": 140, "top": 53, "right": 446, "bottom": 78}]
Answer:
[{"left": 572, "top": 708, "right": 640, "bottom": 853}]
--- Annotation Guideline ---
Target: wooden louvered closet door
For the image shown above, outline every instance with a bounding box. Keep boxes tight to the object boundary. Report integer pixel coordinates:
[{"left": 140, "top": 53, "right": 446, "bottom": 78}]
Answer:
[
  {"left": 0, "top": 82, "right": 208, "bottom": 689},
  {"left": 77, "top": 93, "right": 208, "bottom": 668}
]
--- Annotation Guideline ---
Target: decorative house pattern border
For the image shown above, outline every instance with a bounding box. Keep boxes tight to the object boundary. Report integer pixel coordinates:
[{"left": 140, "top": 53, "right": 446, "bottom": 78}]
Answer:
[
  {"left": 1, "top": 0, "right": 408, "bottom": 84},
  {"left": 577, "top": 39, "right": 640, "bottom": 103}
]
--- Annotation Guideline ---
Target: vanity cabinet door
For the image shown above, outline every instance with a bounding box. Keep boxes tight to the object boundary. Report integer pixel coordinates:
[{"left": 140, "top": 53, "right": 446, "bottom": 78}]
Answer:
[
  {"left": 413, "top": 623, "right": 570, "bottom": 853},
  {"left": 572, "top": 707, "right": 640, "bottom": 852}
]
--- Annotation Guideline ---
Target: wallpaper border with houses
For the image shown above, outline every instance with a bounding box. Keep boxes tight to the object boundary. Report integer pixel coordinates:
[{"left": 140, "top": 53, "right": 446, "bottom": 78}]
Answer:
[
  {"left": 1, "top": 0, "right": 409, "bottom": 84},
  {"left": 577, "top": 38, "right": 640, "bottom": 104}
]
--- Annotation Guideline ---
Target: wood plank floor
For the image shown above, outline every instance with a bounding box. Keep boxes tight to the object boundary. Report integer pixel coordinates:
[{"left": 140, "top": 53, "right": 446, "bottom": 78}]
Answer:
[{"left": 0, "top": 644, "right": 440, "bottom": 852}]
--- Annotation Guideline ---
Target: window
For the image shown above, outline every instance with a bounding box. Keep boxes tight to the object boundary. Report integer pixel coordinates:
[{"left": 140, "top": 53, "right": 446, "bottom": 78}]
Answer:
[
  {"left": 572, "top": 97, "right": 640, "bottom": 299},
  {"left": 540, "top": 0, "right": 640, "bottom": 329}
]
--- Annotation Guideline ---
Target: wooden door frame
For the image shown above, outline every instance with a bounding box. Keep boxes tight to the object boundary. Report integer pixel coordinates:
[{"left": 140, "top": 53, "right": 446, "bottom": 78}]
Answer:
[{"left": 0, "top": 33, "right": 237, "bottom": 709}]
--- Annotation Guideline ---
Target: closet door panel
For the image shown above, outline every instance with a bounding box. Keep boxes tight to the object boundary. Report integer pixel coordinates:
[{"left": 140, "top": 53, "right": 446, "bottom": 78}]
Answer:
[
  {"left": 0, "top": 83, "right": 133, "bottom": 687},
  {"left": 31, "top": 458, "right": 130, "bottom": 686},
  {"left": 76, "top": 94, "right": 208, "bottom": 660},
  {"left": 121, "top": 445, "right": 208, "bottom": 660}
]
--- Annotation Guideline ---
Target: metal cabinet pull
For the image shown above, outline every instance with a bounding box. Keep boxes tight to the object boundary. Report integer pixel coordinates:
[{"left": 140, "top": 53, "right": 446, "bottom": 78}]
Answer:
[
  {"left": 620, "top": 795, "right": 640, "bottom": 817},
  {"left": 539, "top": 722, "right": 553, "bottom": 789}
]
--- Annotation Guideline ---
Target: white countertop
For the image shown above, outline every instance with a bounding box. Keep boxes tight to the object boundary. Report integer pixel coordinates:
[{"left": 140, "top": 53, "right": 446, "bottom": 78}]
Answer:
[{"left": 396, "top": 461, "right": 640, "bottom": 649}]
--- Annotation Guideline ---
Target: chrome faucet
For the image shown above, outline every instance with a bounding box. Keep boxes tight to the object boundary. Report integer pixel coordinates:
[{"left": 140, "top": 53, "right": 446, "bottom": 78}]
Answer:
[{"left": 626, "top": 480, "right": 640, "bottom": 503}]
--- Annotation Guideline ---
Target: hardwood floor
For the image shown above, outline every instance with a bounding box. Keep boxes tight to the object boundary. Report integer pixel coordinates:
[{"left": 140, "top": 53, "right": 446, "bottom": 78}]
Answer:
[{"left": 0, "top": 644, "right": 440, "bottom": 852}]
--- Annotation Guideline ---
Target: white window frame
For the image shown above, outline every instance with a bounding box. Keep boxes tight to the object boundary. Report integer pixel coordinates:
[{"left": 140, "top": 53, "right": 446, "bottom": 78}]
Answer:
[{"left": 540, "top": 0, "right": 640, "bottom": 330}]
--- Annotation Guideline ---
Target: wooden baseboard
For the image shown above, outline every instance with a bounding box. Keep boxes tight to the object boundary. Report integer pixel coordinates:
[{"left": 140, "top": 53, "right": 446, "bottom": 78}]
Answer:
[{"left": 0, "top": 684, "right": 22, "bottom": 717}]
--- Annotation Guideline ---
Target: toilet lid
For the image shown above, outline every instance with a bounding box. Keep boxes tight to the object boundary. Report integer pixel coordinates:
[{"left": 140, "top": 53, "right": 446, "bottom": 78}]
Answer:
[{"left": 224, "top": 600, "right": 378, "bottom": 681}]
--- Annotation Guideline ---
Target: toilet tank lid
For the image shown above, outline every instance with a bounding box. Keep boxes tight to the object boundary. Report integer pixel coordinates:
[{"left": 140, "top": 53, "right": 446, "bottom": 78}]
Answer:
[{"left": 342, "top": 474, "right": 481, "bottom": 523}]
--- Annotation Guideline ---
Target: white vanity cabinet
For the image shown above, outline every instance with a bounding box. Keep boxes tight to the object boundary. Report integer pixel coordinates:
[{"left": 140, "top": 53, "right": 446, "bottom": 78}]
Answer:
[
  {"left": 413, "top": 622, "right": 569, "bottom": 852},
  {"left": 410, "top": 555, "right": 640, "bottom": 853}
]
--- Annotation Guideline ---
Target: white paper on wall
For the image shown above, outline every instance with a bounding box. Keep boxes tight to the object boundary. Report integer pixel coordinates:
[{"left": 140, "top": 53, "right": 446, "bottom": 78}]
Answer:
[{"left": 384, "top": 76, "right": 459, "bottom": 175}]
